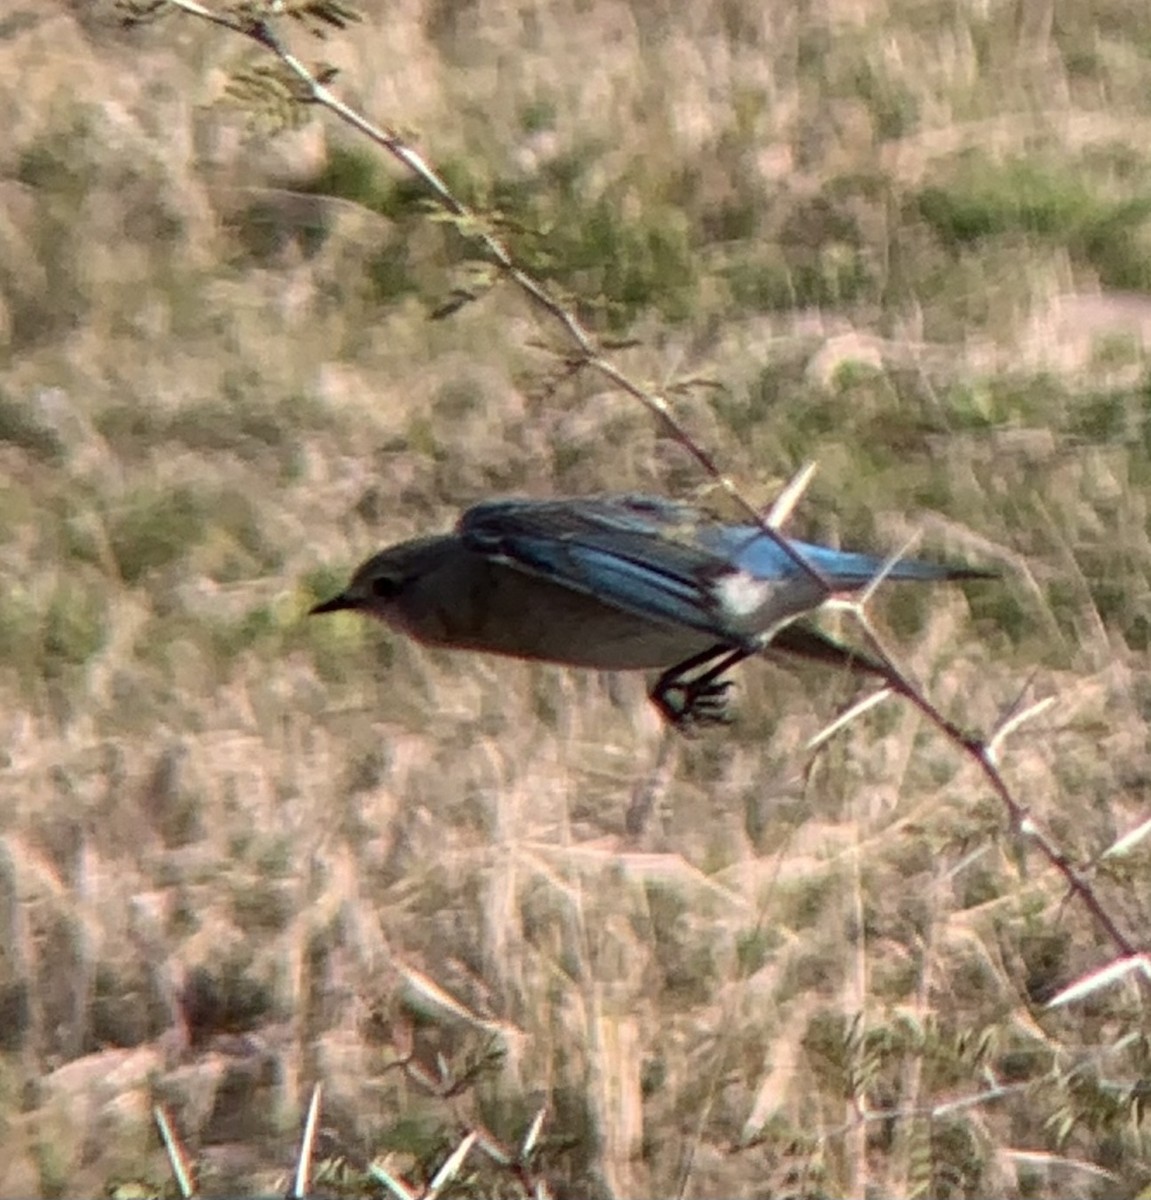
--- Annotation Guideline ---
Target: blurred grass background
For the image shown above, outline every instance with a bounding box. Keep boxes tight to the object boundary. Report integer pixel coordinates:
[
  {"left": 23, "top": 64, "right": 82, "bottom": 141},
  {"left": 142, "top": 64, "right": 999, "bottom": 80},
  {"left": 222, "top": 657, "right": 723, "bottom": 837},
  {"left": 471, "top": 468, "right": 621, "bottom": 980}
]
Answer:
[{"left": 1, "top": 0, "right": 1150, "bottom": 1194}]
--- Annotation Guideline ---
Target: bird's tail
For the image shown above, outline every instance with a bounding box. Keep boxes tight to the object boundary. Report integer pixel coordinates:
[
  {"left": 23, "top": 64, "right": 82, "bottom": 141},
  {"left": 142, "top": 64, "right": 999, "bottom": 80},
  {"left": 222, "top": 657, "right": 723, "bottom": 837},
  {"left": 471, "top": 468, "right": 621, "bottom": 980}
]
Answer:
[{"left": 793, "top": 542, "right": 995, "bottom": 586}]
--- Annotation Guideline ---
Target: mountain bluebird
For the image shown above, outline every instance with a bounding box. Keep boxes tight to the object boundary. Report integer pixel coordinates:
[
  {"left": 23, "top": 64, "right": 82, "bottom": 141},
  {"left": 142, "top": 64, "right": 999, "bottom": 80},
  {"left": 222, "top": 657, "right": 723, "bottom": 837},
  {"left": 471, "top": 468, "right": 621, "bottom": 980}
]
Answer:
[{"left": 311, "top": 494, "right": 990, "bottom": 726}]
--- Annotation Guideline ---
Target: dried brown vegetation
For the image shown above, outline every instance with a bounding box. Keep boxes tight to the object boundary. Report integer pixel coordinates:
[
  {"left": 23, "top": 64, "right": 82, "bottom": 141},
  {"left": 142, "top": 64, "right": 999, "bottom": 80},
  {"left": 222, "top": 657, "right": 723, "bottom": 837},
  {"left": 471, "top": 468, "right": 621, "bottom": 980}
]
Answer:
[{"left": 1, "top": 0, "right": 1150, "bottom": 1195}]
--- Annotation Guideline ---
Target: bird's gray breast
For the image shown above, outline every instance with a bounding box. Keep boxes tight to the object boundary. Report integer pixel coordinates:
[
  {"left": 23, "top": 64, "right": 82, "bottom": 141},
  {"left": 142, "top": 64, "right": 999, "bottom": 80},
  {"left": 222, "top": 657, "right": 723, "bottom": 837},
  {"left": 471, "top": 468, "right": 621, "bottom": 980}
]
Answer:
[{"left": 454, "top": 556, "right": 719, "bottom": 669}]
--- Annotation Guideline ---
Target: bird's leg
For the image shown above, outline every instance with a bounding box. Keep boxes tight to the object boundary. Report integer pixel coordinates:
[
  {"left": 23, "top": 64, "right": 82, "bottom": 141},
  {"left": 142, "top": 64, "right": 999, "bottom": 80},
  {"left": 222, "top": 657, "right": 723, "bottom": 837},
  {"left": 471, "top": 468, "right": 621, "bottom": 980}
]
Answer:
[
  {"left": 651, "top": 626, "right": 896, "bottom": 730},
  {"left": 650, "top": 644, "right": 753, "bottom": 729}
]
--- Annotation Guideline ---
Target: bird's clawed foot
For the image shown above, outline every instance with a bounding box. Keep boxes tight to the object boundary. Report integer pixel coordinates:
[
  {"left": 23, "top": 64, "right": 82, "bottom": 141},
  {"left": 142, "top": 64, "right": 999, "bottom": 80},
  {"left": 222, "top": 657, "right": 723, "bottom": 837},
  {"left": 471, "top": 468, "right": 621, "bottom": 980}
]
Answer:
[
  {"left": 650, "top": 645, "right": 752, "bottom": 732},
  {"left": 651, "top": 675, "right": 736, "bottom": 732}
]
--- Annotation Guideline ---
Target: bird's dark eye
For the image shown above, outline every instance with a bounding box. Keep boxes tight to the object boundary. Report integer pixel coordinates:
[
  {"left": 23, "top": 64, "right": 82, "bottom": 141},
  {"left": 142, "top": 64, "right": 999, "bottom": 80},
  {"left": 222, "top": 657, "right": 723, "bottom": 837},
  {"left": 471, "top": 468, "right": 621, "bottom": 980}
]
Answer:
[{"left": 371, "top": 575, "right": 403, "bottom": 600}]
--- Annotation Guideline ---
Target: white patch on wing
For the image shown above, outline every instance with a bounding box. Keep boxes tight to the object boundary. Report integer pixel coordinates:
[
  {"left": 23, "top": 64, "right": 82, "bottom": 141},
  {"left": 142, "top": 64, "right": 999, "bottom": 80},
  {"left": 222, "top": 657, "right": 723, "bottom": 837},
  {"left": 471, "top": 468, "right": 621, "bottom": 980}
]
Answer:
[{"left": 712, "top": 569, "right": 775, "bottom": 619}]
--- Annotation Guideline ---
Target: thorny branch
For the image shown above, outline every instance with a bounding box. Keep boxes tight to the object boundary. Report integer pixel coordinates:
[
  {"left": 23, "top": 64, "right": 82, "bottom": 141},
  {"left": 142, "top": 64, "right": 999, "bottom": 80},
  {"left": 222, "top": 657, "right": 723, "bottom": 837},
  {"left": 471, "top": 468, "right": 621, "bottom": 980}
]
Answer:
[{"left": 149, "top": 0, "right": 1144, "bottom": 982}]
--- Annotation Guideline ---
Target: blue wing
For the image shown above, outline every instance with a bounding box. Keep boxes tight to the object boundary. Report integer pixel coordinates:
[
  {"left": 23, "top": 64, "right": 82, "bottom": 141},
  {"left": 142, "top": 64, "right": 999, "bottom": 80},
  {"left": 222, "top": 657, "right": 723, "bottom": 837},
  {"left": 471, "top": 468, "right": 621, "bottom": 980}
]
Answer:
[
  {"left": 459, "top": 494, "right": 988, "bottom": 641},
  {"left": 459, "top": 495, "right": 747, "bottom": 642}
]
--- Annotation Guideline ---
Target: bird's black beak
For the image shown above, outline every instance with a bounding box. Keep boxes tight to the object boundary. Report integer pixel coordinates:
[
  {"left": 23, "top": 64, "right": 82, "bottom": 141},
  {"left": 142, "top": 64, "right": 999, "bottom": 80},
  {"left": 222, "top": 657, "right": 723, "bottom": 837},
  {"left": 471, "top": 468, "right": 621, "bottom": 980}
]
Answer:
[{"left": 310, "top": 593, "right": 354, "bottom": 616}]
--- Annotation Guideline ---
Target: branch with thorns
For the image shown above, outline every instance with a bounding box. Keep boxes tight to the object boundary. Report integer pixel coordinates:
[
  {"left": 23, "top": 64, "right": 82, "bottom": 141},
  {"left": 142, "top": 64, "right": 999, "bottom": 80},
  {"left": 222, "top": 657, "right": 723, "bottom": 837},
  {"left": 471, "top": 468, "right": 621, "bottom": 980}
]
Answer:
[{"left": 126, "top": 0, "right": 1146, "bottom": 994}]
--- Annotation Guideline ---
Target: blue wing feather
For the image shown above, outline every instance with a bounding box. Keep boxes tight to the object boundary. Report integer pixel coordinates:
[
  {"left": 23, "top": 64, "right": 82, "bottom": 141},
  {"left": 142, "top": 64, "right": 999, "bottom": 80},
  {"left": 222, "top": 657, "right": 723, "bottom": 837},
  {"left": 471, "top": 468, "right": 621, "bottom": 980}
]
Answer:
[
  {"left": 459, "top": 494, "right": 987, "bottom": 642},
  {"left": 460, "top": 496, "right": 744, "bottom": 640}
]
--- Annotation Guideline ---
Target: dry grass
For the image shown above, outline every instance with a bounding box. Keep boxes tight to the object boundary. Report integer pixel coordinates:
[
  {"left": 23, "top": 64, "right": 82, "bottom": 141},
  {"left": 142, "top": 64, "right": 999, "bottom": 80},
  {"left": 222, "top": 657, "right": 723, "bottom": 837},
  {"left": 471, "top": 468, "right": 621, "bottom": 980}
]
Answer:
[{"left": 1, "top": 0, "right": 1150, "bottom": 1195}]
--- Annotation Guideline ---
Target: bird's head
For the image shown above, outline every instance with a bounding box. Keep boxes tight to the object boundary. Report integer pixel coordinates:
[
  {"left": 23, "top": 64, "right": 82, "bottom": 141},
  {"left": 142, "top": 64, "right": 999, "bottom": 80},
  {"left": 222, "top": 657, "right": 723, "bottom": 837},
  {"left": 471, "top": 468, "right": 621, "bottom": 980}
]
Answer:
[{"left": 310, "top": 536, "right": 455, "bottom": 625}]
